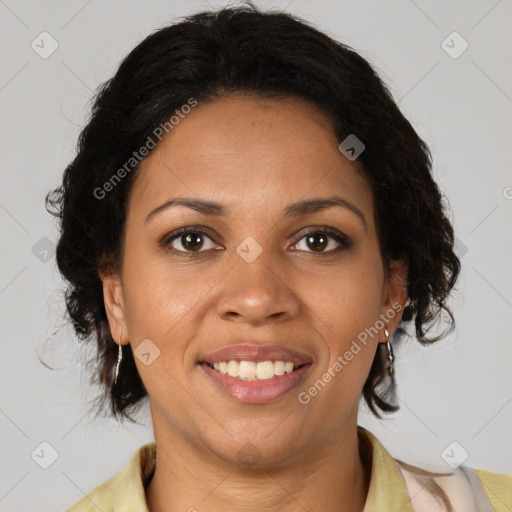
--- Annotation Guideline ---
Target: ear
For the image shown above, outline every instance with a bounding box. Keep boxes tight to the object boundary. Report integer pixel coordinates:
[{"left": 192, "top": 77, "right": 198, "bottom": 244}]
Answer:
[
  {"left": 100, "top": 271, "right": 129, "bottom": 345},
  {"left": 379, "top": 259, "right": 408, "bottom": 342}
]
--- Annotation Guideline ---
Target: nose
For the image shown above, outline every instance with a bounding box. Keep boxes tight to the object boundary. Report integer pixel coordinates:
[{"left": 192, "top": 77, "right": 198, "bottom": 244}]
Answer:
[{"left": 215, "top": 245, "right": 300, "bottom": 326}]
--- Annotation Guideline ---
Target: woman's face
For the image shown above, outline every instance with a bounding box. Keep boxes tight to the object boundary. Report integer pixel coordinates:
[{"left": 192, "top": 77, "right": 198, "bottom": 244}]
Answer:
[{"left": 103, "top": 95, "right": 406, "bottom": 466}]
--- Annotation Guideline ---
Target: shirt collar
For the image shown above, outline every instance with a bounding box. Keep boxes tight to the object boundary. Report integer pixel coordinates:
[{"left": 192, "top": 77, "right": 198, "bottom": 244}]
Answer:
[
  {"left": 111, "top": 426, "right": 414, "bottom": 511},
  {"left": 359, "top": 427, "right": 415, "bottom": 511}
]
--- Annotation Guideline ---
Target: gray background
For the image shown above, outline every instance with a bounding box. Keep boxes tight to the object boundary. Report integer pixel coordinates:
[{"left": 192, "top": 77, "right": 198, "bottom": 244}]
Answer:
[{"left": 1, "top": 0, "right": 511, "bottom": 510}]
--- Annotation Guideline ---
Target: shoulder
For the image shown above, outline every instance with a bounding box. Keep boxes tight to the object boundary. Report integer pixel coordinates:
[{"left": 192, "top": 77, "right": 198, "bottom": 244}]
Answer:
[
  {"left": 397, "top": 459, "right": 512, "bottom": 512},
  {"left": 66, "top": 442, "right": 157, "bottom": 512},
  {"left": 358, "top": 426, "right": 511, "bottom": 512},
  {"left": 474, "top": 468, "right": 512, "bottom": 512},
  {"left": 66, "top": 476, "right": 116, "bottom": 512}
]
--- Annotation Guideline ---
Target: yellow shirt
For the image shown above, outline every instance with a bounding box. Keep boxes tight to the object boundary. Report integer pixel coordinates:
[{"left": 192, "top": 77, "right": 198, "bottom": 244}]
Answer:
[{"left": 67, "top": 426, "right": 511, "bottom": 511}]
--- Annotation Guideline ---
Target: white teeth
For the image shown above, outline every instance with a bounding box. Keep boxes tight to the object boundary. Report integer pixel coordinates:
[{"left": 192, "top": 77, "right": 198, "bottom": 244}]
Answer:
[
  {"left": 238, "top": 361, "right": 257, "bottom": 380},
  {"left": 256, "top": 361, "right": 274, "bottom": 380},
  {"left": 208, "top": 359, "right": 300, "bottom": 380},
  {"left": 274, "top": 360, "right": 285, "bottom": 375},
  {"left": 227, "top": 360, "right": 240, "bottom": 377}
]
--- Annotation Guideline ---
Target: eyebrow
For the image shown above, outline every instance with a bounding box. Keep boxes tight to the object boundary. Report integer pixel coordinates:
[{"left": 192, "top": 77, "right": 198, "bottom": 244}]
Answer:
[{"left": 145, "top": 195, "right": 367, "bottom": 231}]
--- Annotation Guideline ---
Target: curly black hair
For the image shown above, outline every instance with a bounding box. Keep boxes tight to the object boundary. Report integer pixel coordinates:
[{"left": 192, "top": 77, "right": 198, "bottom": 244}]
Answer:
[{"left": 46, "top": 2, "right": 460, "bottom": 423}]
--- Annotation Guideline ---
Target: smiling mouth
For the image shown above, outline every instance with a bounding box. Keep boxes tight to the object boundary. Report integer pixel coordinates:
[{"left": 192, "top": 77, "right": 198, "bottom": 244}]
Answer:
[{"left": 202, "top": 360, "right": 309, "bottom": 381}]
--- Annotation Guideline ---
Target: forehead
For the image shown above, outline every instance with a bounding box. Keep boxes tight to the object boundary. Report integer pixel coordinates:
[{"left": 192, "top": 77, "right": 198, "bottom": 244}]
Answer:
[{"left": 129, "top": 95, "right": 372, "bottom": 220}]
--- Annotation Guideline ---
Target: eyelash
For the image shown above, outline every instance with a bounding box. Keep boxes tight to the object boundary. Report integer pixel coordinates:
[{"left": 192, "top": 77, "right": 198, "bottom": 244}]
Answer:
[{"left": 160, "top": 225, "right": 352, "bottom": 259}]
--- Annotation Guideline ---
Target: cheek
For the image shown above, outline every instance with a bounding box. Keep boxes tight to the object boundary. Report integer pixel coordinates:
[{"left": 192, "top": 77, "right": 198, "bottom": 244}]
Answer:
[
  {"left": 120, "top": 250, "right": 206, "bottom": 400},
  {"left": 299, "top": 275, "right": 381, "bottom": 420},
  {"left": 312, "top": 256, "right": 383, "bottom": 375},
  {"left": 120, "top": 240, "right": 208, "bottom": 357}
]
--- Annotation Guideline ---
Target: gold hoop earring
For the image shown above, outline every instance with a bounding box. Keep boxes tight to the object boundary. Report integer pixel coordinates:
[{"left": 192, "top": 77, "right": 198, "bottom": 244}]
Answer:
[
  {"left": 385, "top": 327, "right": 394, "bottom": 377},
  {"left": 114, "top": 333, "right": 123, "bottom": 385}
]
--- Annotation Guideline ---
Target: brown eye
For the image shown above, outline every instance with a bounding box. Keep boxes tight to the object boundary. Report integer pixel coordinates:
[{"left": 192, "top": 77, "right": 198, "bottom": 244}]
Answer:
[
  {"left": 166, "top": 229, "right": 218, "bottom": 254},
  {"left": 305, "top": 233, "right": 328, "bottom": 252},
  {"left": 293, "top": 229, "right": 352, "bottom": 254},
  {"left": 178, "top": 232, "right": 204, "bottom": 252}
]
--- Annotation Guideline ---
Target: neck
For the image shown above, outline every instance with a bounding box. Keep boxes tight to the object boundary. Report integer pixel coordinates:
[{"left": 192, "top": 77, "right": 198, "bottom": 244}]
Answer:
[{"left": 145, "top": 417, "right": 371, "bottom": 512}]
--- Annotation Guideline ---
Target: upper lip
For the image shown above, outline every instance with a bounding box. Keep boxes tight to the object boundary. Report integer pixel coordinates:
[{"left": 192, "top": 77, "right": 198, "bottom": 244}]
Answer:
[{"left": 200, "top": 344, "right": 314, "bottom": 366}]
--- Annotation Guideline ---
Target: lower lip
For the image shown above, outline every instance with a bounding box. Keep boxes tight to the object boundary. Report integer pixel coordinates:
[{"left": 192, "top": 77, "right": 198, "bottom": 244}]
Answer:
[{"left": 200, "top": 363, "right": 312, "bottom": 404}]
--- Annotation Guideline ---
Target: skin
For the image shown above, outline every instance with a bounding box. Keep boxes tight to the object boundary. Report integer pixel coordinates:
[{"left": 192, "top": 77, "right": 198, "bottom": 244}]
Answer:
[{"left": 102, "top": 95, "right": 407, "bottom": 512}]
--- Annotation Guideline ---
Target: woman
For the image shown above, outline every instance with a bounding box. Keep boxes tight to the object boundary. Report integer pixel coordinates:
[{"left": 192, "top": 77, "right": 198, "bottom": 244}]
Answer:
[{"left": 47, "top": 3, "right": 511, "bottom": 511}]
